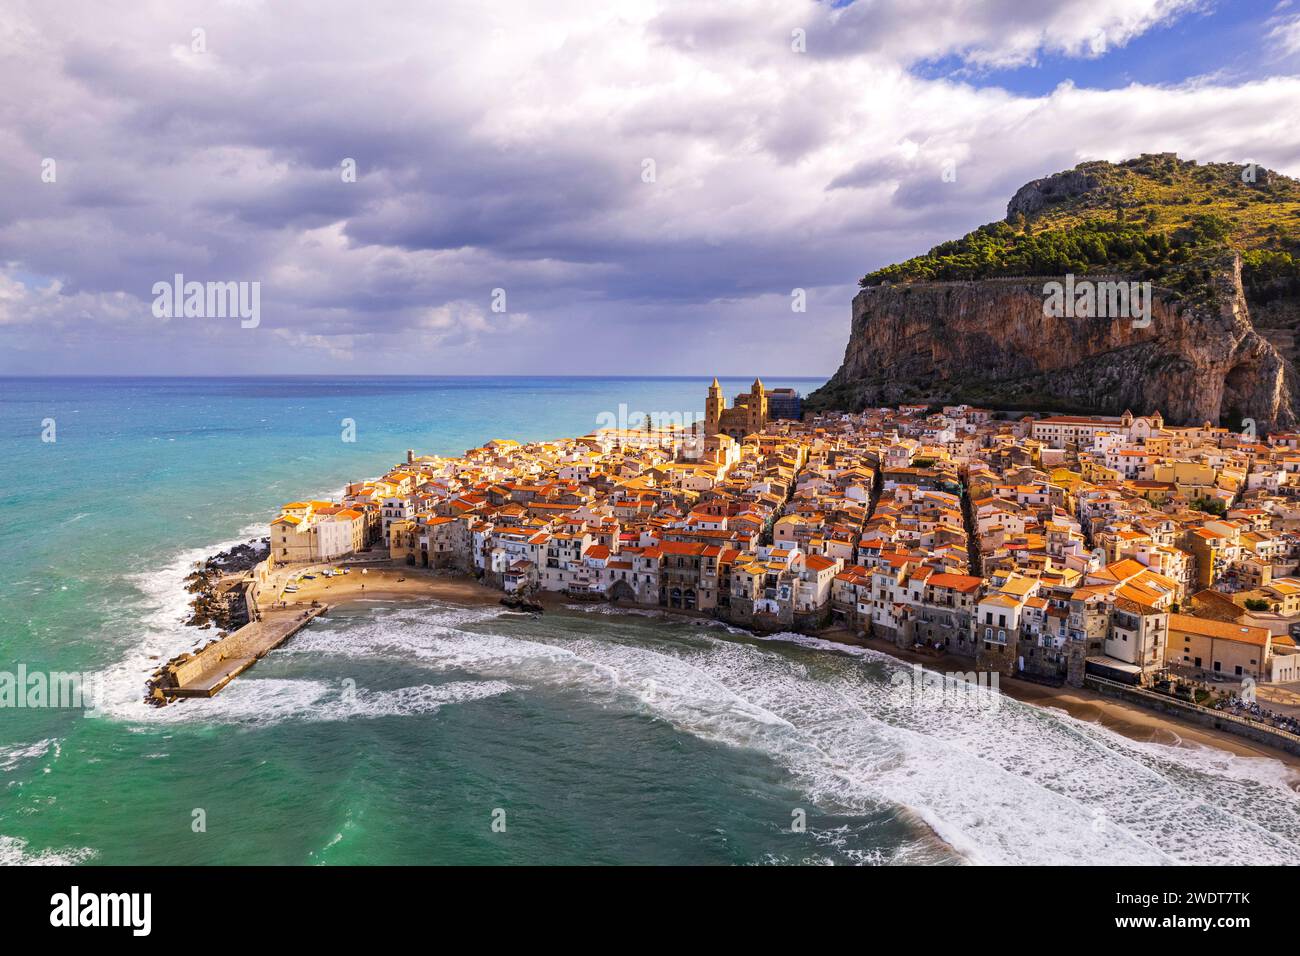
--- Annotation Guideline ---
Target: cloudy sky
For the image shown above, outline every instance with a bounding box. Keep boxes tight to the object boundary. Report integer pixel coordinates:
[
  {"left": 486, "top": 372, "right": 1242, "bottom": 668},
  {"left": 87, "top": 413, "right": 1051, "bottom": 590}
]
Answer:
[{"left": 2, "top": 0, "right": 1300, "bottom": 377}]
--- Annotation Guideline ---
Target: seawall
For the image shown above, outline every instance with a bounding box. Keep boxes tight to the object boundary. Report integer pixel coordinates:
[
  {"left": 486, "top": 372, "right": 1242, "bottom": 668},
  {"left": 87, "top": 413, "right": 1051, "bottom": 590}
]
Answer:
[{"left": 1085, "top": 674, "right": 1300, "bottom": 758}]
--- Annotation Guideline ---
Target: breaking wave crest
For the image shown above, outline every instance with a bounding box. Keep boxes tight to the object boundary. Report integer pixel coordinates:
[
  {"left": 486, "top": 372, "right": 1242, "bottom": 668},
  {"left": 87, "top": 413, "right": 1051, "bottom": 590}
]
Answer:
[
  {"left": 135, "top": 677, "right": 515, "bottom": 726},
  {"left": 283, "top": 604, "right": 1300, "bottom": 865},
  {"left": 0, "top": 835, "right": 95, "bottom": 866}
]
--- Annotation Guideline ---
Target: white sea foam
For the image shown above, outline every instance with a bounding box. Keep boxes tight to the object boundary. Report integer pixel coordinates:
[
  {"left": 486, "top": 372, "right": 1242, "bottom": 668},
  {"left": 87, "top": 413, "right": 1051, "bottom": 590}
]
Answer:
[
  {"left": 0, "top": 738, "right": 58, "bottom": 774},
  {"left": 88, "top": 521, "right": 269, "bottom": 720},
  {"left": 564, "top": 603, "right": 670, "bottom": 619},
  {"left": 92, "top": 519, "right": 1300, "bottom": 863},
  {"left": 291, "top": 607, "right": 1300, "bottom": 865},
  {"left": 0, "top": 835, "right": 95, "bottom": 866},
  {"left": 92, "top": 497, "right": 332, "bottom": 723},
  {"left": 137, "top": 676, "right": 513, "bottom": 726},
  {"left": 698, "top": 637, "right": 1300, "bottom": 864}
]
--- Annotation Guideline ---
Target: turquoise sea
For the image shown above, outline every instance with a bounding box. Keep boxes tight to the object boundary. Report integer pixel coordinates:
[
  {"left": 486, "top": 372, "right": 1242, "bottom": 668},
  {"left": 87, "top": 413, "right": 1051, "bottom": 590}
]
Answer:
[{"left": 2, "top": 376, "right": 1299, "bottom": 865}]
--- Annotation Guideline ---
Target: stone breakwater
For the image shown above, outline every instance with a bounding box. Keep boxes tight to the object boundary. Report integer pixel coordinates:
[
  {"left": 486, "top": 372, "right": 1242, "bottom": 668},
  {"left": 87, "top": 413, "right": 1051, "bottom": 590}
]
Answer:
[{"left": 147, "top": 604, "right": 328, "bottom": 703}]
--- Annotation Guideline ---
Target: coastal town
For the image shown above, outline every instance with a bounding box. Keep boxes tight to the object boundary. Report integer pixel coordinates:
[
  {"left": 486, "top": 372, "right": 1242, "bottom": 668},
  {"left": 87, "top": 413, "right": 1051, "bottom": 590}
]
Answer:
[{"left": 171, "top": 378, "right": 1300, "bottom": 747}]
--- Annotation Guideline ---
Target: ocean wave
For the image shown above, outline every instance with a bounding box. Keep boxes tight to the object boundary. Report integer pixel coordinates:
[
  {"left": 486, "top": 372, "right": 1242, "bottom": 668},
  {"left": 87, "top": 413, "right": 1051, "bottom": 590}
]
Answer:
[
  {"left": 0, "top": 835, "right": 95, "bottom": 866},
  {"left": 92, "top": 481, "right": 352, "bottom": 723},
  {"left": 563, "top": 603, "right": 669, "bottom": 619},
  {"left": 696, "top": 638, "right": 1300, "bottom": 865},
  {"left": 0, "top": 738, "right": 59, "bottom": 774},
  {"left": 88, "top": 523, "right": 270, "bottom": 721},
  {"left": 138, "top": 677, "right": 514, "bottom": 726},
  {"left": 84, "top": 516, "right": 1300, "bottom": 864},
  {"left": 285, "top": 607, "right": 1300, "bottom": 865}
]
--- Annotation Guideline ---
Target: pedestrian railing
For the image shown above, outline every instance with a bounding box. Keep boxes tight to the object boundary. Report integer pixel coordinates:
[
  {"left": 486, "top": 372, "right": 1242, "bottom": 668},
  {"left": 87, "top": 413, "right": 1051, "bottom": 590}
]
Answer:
[{"left": 1085, "top": 675, "right": 1300, "bottom": 743}]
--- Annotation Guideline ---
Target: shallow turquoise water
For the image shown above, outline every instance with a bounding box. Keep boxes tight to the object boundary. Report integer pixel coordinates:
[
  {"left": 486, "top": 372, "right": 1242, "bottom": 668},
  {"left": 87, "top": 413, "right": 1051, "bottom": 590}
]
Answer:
[{"left": 2, "top": 377, "right": 1299, "bottom": 865}]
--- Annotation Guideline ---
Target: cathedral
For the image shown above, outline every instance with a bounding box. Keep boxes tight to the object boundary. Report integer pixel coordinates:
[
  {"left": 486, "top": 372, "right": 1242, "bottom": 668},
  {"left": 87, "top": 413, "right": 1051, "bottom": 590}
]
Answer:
[{"left": 705, "top": 377, "right": 768, "bottom": 440}]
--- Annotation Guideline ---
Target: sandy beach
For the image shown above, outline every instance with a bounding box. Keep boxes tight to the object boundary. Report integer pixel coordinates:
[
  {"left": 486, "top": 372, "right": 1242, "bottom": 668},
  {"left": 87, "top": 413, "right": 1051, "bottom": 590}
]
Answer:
[{"left": 280, "top": 564, "right": 502, "bottom": 607}]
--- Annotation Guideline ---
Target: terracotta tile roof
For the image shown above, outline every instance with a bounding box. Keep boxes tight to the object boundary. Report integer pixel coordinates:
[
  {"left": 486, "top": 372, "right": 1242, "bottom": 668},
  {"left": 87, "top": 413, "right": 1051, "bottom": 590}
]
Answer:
[{"left": 1169, "top": 614, "right": 1269, "bottom": 646}]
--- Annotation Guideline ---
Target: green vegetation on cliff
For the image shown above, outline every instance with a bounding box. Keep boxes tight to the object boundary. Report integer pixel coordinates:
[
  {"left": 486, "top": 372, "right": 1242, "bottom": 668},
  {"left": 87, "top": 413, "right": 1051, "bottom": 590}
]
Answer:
[
  {"left": 811, "top": 154, "right": 1300, "bottom": 425},
  {"left": 861, "top": 153, "right": 1300, "bottom": 290}
]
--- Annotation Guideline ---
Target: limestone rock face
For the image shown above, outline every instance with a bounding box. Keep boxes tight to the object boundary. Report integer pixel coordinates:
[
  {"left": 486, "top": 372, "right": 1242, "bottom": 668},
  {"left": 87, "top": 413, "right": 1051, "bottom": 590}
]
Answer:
[
  {"left": 1006, "top": 168, "right": 1103, "bottom": 220},
  {"left": 808, "top": 255, "right": 1298, "bottom": 430}
]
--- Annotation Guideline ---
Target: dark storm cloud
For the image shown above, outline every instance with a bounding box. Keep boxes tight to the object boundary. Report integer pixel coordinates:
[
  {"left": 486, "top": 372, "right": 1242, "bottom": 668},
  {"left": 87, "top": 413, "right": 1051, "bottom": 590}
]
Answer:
[{"left": 0, "top": 0, "right": 1294, "bottom": 376}]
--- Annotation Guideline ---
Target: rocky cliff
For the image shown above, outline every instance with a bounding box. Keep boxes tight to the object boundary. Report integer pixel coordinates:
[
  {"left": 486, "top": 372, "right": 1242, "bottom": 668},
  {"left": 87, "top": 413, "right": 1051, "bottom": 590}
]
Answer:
[
  {"left": 808, "top": 155, "right": 1300, "bottom": 429},
  {"left": 808, "top": 257, "right": 1297, "bottom": 429}
]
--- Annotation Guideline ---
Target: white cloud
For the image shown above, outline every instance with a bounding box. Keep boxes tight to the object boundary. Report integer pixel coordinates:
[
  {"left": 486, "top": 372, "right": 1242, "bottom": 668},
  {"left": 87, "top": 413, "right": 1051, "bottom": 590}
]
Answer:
[
  {"left": 0, "top": 0, "right": 1295, "bottom": 376},
  {"left": 1269, "top": 12, "right": 1300, "bottom": 54},
  {"left": 823, "top": 0, "right": 1202, "bottom": 68}
]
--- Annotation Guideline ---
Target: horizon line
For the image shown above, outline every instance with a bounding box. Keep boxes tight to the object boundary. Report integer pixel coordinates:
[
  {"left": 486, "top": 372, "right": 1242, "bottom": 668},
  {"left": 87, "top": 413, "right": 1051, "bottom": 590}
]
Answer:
[{"left": 0, "top": 372, "right": 831, "bottom": 381}]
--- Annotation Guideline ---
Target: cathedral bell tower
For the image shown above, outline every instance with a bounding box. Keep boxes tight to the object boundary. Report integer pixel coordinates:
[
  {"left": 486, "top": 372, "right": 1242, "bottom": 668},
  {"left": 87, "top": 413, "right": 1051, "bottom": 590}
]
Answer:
[
  {"left": 705, "top": 377, "right": 724, "bottom": 437},
  {"left": 747, "top": 377, "right": 768, "bottom": 435}
]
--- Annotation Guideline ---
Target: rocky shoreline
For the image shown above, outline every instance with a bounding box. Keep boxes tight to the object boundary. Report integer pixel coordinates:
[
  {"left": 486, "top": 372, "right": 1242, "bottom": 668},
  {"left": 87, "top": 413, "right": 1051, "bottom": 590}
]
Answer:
[
  {"left": 145, "top": 537, "right": 270, "bottom": 707},
  {"left": 181, "top": 538, "right": 269, "bottom": 630}
]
